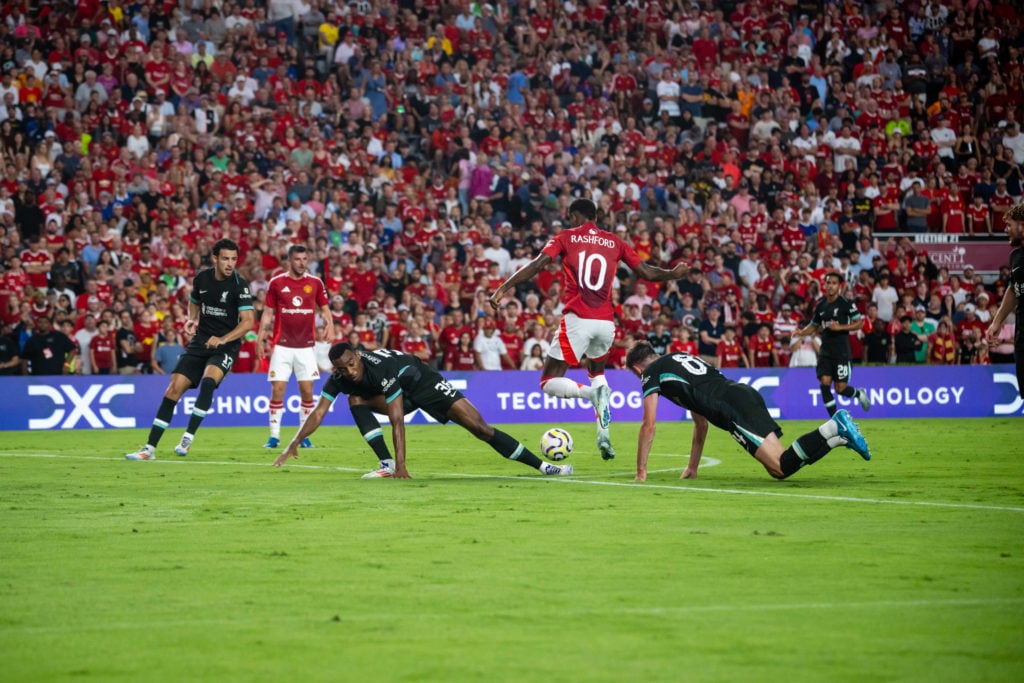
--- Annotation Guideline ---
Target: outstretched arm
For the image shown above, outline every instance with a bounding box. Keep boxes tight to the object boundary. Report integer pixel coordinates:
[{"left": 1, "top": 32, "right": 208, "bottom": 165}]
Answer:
[
  {"left": 987, "top": 287, "right": 1017, "bottom": 343},
  {"left": 681, "top": 413, "right": 709, "bottom": 479},
  {"left": 635, "top": 261, "right": 688, "bottom": 282},
  {"left": 489, "top": 253, "right": 553, "bottom": 309},
  {"left": 387, "top": 393, "right": 410, "bottom": 478},
  {"left": 274, "top": 395, "right": 333, "bottom": 466},
  {"left": 792, "top": 321, "right": 819, "bottom": 338},
  {"left": 635, "top": 392, "right": 660, "bottom": 482}
]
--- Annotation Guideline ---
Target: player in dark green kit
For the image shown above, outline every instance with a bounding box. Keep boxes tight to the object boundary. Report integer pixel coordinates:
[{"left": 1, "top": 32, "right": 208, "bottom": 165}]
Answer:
[
  {"left": 272, "top": 343, "right": 573, "bottom": 478},
  {"left": 792, "top": 271, "right": 870, "bottom": 417},
  {"left": 986, "top": 204, "right": 1024, "bottom": 398},
  {"left": 625, "top": 342, "right": 871, "bottom": 481},
  {"left": 127, "top": 239, "right": 254, "bottom": 460}
]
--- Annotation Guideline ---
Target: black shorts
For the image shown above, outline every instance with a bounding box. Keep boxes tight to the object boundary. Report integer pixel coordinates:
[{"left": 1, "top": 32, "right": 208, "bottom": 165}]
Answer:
[
  {"left": 173, "top": 348, "right": 238, "bottom": 388},
  {"left": 816, "top": 352, "right": 852, "bottom": 383},
  {"left": 704, "top": 384, "right": 782, "bottom": 458},
  {"left": 399, "top": 369, "right": 465, "bottom": 423}
]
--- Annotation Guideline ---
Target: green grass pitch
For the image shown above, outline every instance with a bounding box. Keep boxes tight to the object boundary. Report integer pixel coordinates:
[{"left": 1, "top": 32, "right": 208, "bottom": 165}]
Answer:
[{"left": 1, "top": 417, "right": 1022, "bottom": 682}]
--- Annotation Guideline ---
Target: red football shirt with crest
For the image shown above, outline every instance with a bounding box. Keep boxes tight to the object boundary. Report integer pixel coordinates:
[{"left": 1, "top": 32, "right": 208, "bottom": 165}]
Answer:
[{"left": 265, "top": 273, "right": 328, "bottom": 348}]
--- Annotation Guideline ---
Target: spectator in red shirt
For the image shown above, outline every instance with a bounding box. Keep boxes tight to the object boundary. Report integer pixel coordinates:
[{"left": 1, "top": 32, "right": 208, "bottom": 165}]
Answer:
[
  {"left": 747, "top": 324, "right": 780, "bottom": 368},
  {"left": 716, "top": 326, "right": 748, "bottom": 368}
]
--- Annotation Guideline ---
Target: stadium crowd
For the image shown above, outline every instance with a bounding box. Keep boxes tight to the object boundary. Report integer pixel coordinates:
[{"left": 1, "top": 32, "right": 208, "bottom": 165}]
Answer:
[{"left": 0, "top": 0, "right": 1021, "bottom": 377}]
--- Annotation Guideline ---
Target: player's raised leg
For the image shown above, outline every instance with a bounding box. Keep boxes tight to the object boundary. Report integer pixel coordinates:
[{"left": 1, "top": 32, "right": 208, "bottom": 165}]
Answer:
[
  {"left": 447, "top": 398, "right": 572, "bottom": 475},
  {"left": 754, "top": 409, "right": 872, "bottom": 479}
]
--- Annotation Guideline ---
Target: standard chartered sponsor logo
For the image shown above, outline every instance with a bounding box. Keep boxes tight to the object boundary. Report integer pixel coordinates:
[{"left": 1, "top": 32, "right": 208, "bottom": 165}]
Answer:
[{"left": 280, "top": 307, "right": 314, "bottom": 314}]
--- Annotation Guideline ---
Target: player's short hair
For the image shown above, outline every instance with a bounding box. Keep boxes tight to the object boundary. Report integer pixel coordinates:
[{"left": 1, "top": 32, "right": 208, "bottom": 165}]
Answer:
[
  {"left": 824, "top": 271, "right": 843, "bottom": 285},
  {"left": 1006, "top": 204, "right": 1024, "bottom": 222},
  {"left": 568, "top": 198, "right": 597, "bottom": 221},
  {"left": 288, "top": 244, "right": 308, "bottom": 257},
  {"left": 328, "top": 342, "right": 356, "bottom": 363},
  {"left": 212, "top": 238, "right": 239, "bottom": 256},
  {"left": 625, "top": 340, "right": 659, "bottom": 368}
]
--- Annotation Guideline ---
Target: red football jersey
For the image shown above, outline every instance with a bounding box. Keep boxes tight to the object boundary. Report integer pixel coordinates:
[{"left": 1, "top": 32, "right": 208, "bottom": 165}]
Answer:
[
  {"left": 444, "top": 345, "right": 476, "bottom": 370},
  {"left": 717, "top": 340, "right": 744, "bottom": 368},
  {"left": 748, "top": 337, "right": 776, "bottom": 367},
  {"left": 265, "top": 273, "right": 328, "bottom": 348},
  {"left": 541, "top": 223, "right": 642, "bottom": 321},
  {"left": 20, "top": 249, "right": 52, "bottom": 289}
]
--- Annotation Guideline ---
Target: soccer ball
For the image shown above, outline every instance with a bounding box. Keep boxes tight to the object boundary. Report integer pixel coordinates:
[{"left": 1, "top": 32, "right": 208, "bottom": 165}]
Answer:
[{"left": 541, "top": 428, "right": 573, "bottom": 461}]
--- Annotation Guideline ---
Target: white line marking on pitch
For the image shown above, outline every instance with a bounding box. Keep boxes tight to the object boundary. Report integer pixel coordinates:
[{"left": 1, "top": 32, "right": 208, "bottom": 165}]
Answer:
[
  {"left": 1, "top": 596, "right": 1020, "bottom": 634},
  {"left": 2, "top": 452, "right": 1022, "bottom": 513}
]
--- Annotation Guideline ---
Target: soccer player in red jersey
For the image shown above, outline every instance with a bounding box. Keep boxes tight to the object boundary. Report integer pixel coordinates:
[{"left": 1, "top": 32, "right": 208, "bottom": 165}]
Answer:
[
  {"left": 256, "top": 245, "right": 333, "bottom": 449},
  {"left": 489, "top": 199, "right": 686, "bottom": 460}
]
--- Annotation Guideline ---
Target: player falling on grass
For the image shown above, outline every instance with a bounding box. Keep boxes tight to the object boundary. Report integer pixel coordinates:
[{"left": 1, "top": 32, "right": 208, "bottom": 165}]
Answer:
[
  {"left": 489, "top": 198, "right": 687, "bottom": 461},
  {"left": 256, "top": 245, "right": 334, "bottom": 450},
  {"left": 791, "top": 271, "right": 871, "bottom": 417},
  {"left": 625, "top": 341, "right": 872, "bottom": 482},
  {"left": 986, "top": 203, "right": 1024, "bottom": 398},
  {"left": 127, "top": 239, "right": 254, "bottom": 460},
  {"left": 272, "top": 343, "right": 573, "bottom": 478}
]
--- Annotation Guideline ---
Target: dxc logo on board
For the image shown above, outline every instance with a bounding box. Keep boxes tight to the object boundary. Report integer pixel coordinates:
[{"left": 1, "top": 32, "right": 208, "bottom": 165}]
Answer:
[
  {"left": 992, "top": 373, "right": 1024, "bottom": 415},
  {"left": 28, "top": 384, "right": 137, "bottom": 429}
]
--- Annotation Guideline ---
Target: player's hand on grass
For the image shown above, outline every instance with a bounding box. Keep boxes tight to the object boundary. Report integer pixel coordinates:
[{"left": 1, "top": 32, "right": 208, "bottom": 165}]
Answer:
[
  {"left": 394, "top": 465, "right": 411, "bottom": 478},
  {"left": 681, "top": 466, "right": 699, "bottom": 479},
  {"left": 634, "top": 470, "right": 646, "bottom": 482},
  {"left": 273, "top": 446, "right": 299, "bottom": 467}
]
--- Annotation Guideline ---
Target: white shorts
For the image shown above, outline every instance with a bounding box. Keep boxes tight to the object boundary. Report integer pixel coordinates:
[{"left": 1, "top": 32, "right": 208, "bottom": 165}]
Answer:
[
  {"left": 547, "top": 313, "right": 615, "bottom": 366},
  {"left": 268, "top": 345, "right": 321, "bottom": 383}
]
